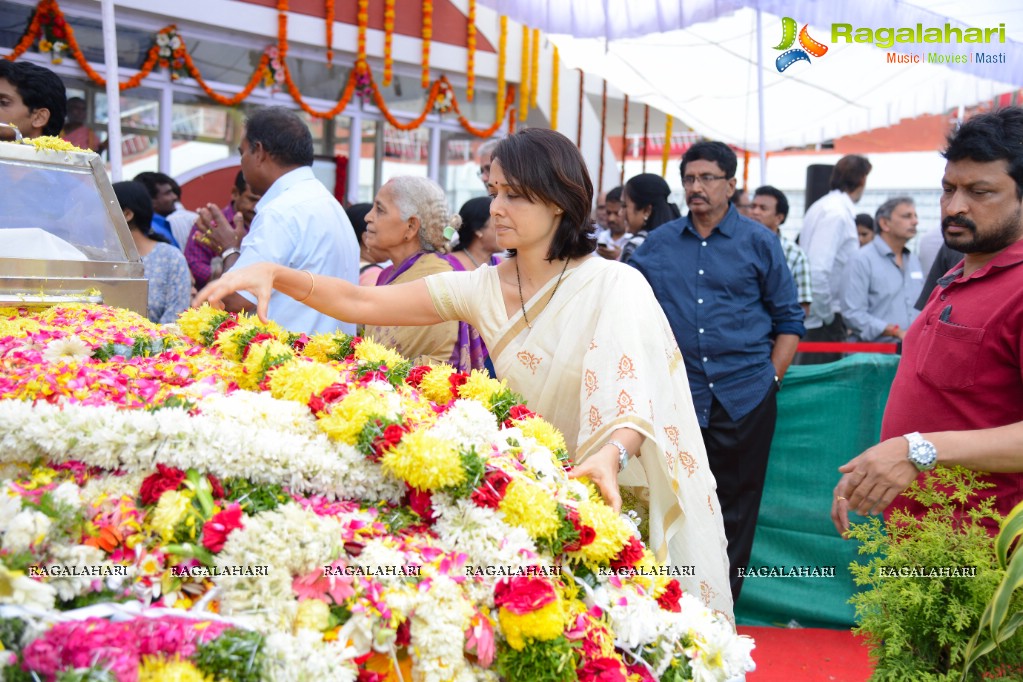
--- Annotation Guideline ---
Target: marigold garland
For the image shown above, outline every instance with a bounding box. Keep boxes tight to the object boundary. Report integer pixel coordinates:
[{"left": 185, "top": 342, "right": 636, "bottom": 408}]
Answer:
[
  {"left": 8, "top": 0, "right": 507, "bottom": 138},
  {"left": 496, "top": 15, "right": 508, "bottom": 121},
  {"left": 325, "top": 0, "right": 334, "bottom": 65},
  {"left": 421, "top": 0, "right": 433, "bottom": 89},
  {"left": 550, "top": 46, "right": 559, "bottom": 131},
  {"left": 529, "top": 28, "right": 540, "bottom": 111},
  {"left": 519, "top": 25, "right": 530, "bottom": 122},
  {"left": 662, "top": 113, "right": 674, "bottom": 178},
  {"left": 356, "top": 0, "right": 367, "bottom": 67},
  {"left": 466, "top": 0, "right": 477, "bottom": 101},
  {"left": 383, "top": 0, "right": 395, "bottom": 86}
]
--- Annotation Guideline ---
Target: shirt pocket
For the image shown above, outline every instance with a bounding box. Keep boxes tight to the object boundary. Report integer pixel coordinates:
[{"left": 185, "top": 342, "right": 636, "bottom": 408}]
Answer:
[{"left": 915, "top": 319, "right": 985, "bottom": 390}]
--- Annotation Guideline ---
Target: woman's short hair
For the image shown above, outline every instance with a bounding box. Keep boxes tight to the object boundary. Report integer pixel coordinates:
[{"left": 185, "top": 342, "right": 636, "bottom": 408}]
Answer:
[
  {"left": 112, "top": 181, "right": 166, "bottom": 243},
  {"left": 492, "top": 128, "right": 595, "bottom": 260},
  {"left": 386, "top": 176, "right": 461, "bottom": 253},
  {"left": 624, "top": 173, "right": 681, "bottom": 230},
  {"left": 454, "top": 196, "right": 492, "bottom": 251}
]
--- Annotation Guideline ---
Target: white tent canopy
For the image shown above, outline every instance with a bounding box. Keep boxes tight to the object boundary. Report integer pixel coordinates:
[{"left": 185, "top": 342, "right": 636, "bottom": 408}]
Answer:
[{"left": 481, "top": 0, "right": 1023, "bottom": 151}]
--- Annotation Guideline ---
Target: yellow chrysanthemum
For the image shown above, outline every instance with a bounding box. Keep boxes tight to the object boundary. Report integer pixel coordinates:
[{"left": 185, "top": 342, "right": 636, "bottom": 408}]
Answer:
[
  {"left": 354, "top": 337, "right": 407, "bottom": 369},
  {"left": 566, "top": 499, "right": 632, "bottom": 569},
  {"left": 417, "top": 365, "right": 457, "bottom": 405},
  {"left": 498, "top": 479, "right": 561, "bottom": 540},
  {"left": 239, "top": 340, "right": 296, "bottom": 391},
  {"left": 381, "top": 429, "right": 465, "bottom": 491},
  {"left": 517, "top": 417, "right": 567, "bottom": 456},
  {"left": 177, "top": 305, "right": 227, "bottom": 344},
  {"left": 316, "top": 387, "right": 381, "bottom": 444},
  {"left": 268, "top": 358, "right": 339, "bottom": 405},
  {"left": 498, "top": 598, "right": 565, "bottom": 650},
  {"left": 138, "top": 656, "right": 212, "bottom": 682},
  {"left": 294, "top": 597, "right": 332, "bottom": 632},
  {"left": 301, "top": 333, "right": 348, "bottom": 363},
  {"left": 211, "top": 314, "right": 286, "bottom": 362},
  {"left": 456, "top": 370, "right": 506, "bottom": 406},
  {"left": 150, "top": 490, "right": 194, "bottom": 543}
]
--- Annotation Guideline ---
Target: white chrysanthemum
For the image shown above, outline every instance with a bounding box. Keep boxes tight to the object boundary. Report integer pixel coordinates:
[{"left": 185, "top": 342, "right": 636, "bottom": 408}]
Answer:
[
  {"left": 215, "top": 503, "right": 346, "bottom": 632},
  {"left": 428, "top": 400, "right": 501, "bottom": 452},
  {"left": 41, "top": 334, "right": 91, "bottom": 363},
  {"left": 350, "top": 539, "right": 410, "bottom": 585},
  {"left": 2, "top": 509, "right": 52, "bottom": 554},
  {"left": 46, "top": 544, "right": 108, "bottom": 601},
  {"left": 51, "top": 481, "right": 82, "bottom": 510},
  {"left": 264, "top": 631, "right": 359, "bottom": 682},
  {"left": 0, "top": 566, "right": 56, "bottom": 610}
]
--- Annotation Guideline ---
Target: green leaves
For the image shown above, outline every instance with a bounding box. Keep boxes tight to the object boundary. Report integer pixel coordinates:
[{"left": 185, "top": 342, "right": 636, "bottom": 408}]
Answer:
[{"left": 961, "top": 501, "right": 1023, "bottom": 680}]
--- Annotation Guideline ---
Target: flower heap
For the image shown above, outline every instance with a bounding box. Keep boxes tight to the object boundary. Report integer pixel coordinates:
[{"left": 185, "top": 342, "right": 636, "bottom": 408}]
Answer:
[
  {"left": 0, "top": 304, "right": 755, "bottom": 682},
  {"left": 155, "top": 25, "right": 187, "bottom": 81}
]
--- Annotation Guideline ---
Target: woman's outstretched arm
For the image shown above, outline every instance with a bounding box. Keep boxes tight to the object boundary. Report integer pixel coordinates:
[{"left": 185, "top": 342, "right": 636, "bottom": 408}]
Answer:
[{"left": 193, "top": 262, "right": 444, "bottom": 327}]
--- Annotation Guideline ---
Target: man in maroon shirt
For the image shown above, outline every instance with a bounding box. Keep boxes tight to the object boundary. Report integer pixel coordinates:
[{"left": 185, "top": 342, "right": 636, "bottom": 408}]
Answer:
[
  {"left": 832, "top": 107, "right": 1023, "bottom": 536},
  {"left": 184, "top": 171, "right": 261, "bottom": 289}
]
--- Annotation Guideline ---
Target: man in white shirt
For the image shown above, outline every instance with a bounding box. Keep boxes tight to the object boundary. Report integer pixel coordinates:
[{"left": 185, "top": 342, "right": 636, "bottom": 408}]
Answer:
[
  {"left": 204, "top": 106, "right": 359, "bottom": 335},
  {"left": 798, "top": 155, "right": 872, "bottom": 363}
]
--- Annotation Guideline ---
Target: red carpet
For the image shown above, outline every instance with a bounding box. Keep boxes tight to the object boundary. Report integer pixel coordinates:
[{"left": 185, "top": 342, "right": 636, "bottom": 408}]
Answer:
[{"left": 738, "top": 626, "right": 874, "bottom": 682}]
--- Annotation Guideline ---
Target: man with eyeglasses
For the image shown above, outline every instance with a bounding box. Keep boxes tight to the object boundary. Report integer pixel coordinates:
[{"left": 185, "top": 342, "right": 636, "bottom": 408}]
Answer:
[
  {"left": 195, "top": 106, "right": 359, "bottom": 334},
  {"left": 630, "top": 141, "right": 804, "bottom": 602},
  {"left": 476, "top": 138, "right": 499, "bottom": 188},
  {"left": 797, "top": 154, "right": 872, "bottom": 363}
]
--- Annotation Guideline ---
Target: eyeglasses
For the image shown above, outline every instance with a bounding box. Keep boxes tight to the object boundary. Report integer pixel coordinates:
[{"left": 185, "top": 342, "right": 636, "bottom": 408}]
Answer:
[
  {"left": 477, "top": 164, "right": 491, "bottom": 179},
  {"left": 682, "top": 174, "right": 729, "bottom": 188}
]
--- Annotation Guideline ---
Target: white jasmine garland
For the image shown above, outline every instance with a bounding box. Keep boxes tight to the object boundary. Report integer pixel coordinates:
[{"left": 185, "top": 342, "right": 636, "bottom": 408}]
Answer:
[
  {"left": 404, "top": 575, "right": 474, "bottom": 682},
  {"left": 1, "top": 508, "right": 52, "bottom": 554},
  {"left": 263, "top": 631, "right": 359, "bottom": 682}
]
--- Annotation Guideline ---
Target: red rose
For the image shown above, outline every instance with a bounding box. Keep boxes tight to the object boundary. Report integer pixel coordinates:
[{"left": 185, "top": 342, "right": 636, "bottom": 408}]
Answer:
[
  {"left": 308, "top": 394, "right": 326, "bottom": 415},
  {"left": 609, "top": 536, "right": 645, "bottom": 570},
  {"left": 395, "top": 620, "right": 411, "bottom": 647},
  {"left": 405, "top": 365, "right": 431, "bottom": 388},
  {"left": 407, "top": 486, "right": 435, "bottom": 522},
  {"left": 206, "top": 474, "right": 224, "bottom": 499},
  {"left": 655, "top": 579, "right": 683, "bottom": 613},
  {"left": 291, "top": 334, "right": 309, "bottom": 352},
  {"left": 201, "top": 504, "right": 244, "bottom": 553},
  {"left": 503, "top": 404, "right": 536, "bottom": 427},
  {"left": 470, "top": 469, "right": 511, "bottom": 509},
  {"left": 344, "top": 541, "right": 365, "bottom": 557},
  {"left": 213, "top": 319, "right": 239, "bottom": 340},
  {"left": 52, "top": 26, "right": 65, "bottom": 39},
  {"left": 241, "top": 332, "right": 276, "bottom": 359},
  {"left": 369, "top": 423, "right": 406, "bottom": 461},
  {"left": 319, "top": 383, "right": 349, "bottom": 404},
  {"left": 448, "top": 372, "right": 469, "bottom": 397},
  {"left": 493, "top": 576, "right": 557, "bottom": 615},
  {"left": 360, "top": 370, "right": 388, "bottom": 383},
  {"left": 577, "top": 657, "right": 628, "bottom": 682},
  {"left": 625, "top": 662, "right": 657, "bottom": 682},
  {"left": 564, "top": 523, "right": 596, "bottom": 552},
  {"left": 139, "top": 463, "right": 186, "bottom": 505}
]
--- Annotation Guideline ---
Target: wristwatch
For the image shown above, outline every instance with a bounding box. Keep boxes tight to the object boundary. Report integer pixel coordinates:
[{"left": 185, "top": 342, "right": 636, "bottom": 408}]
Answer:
[
  {"left": 221, "top": 247, "right": 241, "bottom": 259},
  {"left": 607, "top": 439, "right": 630, "bottom": 472},
  {"left": 903, "top": 432, "right": 937, "bottom": 471}
]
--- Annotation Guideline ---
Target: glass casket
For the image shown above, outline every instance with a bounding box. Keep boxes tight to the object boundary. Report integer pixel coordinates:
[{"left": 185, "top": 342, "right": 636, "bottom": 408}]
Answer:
[{"left": 0, "top": 131, "right": 147, "bottom": 314}]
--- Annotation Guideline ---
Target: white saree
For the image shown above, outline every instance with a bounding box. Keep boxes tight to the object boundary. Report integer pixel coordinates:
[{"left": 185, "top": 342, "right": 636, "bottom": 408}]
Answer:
[{"left": 426, "top": 256, "right": 733, "bottom": 619}]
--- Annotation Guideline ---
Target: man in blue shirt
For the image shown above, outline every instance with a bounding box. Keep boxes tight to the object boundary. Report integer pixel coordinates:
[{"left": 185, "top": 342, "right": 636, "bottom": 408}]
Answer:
[{"left": 630, "top": 141, "right": 805, "bottom": 601}]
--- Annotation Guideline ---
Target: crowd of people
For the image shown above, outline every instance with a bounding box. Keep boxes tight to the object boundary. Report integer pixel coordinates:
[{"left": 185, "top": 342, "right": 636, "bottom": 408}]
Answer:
[{"left": 7, "top": 56, "right": 1023, "bottom": 623}]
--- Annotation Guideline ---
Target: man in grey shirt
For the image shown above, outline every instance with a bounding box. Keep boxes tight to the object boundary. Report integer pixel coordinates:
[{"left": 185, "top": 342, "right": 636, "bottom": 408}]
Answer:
[{"left": 841, "top": 197, "right": 925, "bottom": 342}]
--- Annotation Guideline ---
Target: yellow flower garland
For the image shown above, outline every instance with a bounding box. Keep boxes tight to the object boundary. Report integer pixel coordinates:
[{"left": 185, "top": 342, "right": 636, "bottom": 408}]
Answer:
[
  {"left": 662, "top": 114, "right": 674, "bottom": 178},
  {"left": 550, "top": 45, "right": 559, "bottom": 130},
  {"left": 466, "top": 0, "right": 477, "bottom": 101},
  {"left": 383, "top": 0, "right": 395, "bottom": 85},
  {"left": 498, "top": 598, "right": 565, "bottom": 650},
  {"left": 519, "top": 25, "right": 530, "bottom": 122},
  {"left": 529, "top": 28, "right": 540, "bottom": 110},
  {"left": 421, "top": 0, "right": 433, "bottom": 88},
  {"left": 496, "top": 15, "right": 508, "bottom": 119},
  {"left": 382, "top": 429, "right": 466, "bottom": 491}
]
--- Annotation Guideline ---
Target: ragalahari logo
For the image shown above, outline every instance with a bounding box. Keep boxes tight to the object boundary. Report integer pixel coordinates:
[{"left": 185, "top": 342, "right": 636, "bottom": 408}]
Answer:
[{"left": 774, "top": 17, "right": 828, "bottom": 71}]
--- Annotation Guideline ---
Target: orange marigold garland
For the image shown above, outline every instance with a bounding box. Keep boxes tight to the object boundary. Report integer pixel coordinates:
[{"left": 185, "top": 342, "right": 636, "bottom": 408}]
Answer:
[
  {"left": 356, "top": 0, "right": 368, "bottom": 67},
  {"left": 421, "top": 0, "right": 433, "bottom": 89},
  {"left": 550, "top": 45, "right": 559, "bottom": 131},
  {"left": 529, "top": 28, "right": 539, "bottom": 110},
  {"left": 518, "top": 25, "right": 529, "bottom": 122},
  {"left": 383, "top": 0, "right": 395, "bottom": 85},
  {"left": 661, "top": 113, "right": 673, "bottom": 178},
  {"left": 496, "top": 15, "right": 508, "bottom": 120},
  {"left": 466, "top": 0, "right": 477, "bottom": 101},
  {"left": 325, "top": 0, "right": 334, "bottom": 65}
]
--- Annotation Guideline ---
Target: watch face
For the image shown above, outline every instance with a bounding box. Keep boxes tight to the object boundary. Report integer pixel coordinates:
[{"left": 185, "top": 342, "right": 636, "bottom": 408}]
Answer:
[{"left": 911, "top": 441, "right": 937, "bottom": 470}]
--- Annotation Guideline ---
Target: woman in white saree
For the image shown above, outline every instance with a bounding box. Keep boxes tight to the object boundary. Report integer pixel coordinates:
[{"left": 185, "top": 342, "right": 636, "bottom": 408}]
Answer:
[{"left": 195, "top": 129, "right": 733, "bottom": 620}]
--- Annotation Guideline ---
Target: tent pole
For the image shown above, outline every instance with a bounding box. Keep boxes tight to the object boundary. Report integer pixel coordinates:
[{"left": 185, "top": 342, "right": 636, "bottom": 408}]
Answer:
[
  {"left": 756, "top": 6, "right": 766, "bottom": 185},
  {"left": 101, "top": 0, "right": 122, "bottom": 181}
]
